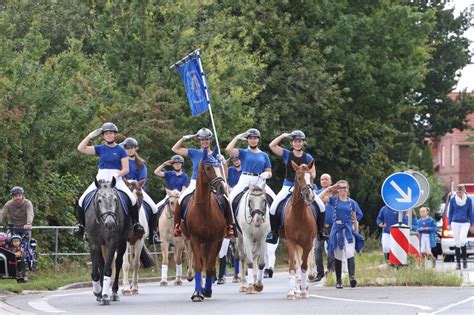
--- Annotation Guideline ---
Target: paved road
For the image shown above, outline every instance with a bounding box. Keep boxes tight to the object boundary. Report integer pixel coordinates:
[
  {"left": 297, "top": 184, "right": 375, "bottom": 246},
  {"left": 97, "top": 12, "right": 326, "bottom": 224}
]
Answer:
[{"left": 2, "top": 271, "right": 473, "bottom": 315}]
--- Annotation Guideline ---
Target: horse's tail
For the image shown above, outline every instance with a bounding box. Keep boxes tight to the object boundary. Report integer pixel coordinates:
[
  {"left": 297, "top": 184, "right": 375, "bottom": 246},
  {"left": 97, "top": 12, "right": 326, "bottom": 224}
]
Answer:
[{"left": 140, "top": 245, "right": 155, "bottom": 268}]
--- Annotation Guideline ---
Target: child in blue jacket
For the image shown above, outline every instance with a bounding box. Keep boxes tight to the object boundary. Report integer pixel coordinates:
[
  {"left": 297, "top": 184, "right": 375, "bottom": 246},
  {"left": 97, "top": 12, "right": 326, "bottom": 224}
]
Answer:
[{"left": 417, "top": 207, "right": 436, "bottom": 268}]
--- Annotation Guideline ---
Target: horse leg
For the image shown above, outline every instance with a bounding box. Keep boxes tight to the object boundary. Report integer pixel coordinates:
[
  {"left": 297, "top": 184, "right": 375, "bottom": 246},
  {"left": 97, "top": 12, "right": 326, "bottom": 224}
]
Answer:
[
  {"left": 185, "top": 239, "right": 194, "bottom": 282},
  {"left": 190, "top": 236, "right": 204, "bottom": 302},
  {"left": 174, "top": 240, "right": 184, "bottom": 286},
  {"left": 99, "top": 243, "right": 117, "bottom": 305},
  {"left": 131, "top": 240, "right": 142, "bottom": 295},
  {"left": 202, "top": 240, "right": 221, "bottom": 298},
  {"left": 300, "top": 243, "right": 311, "bottom": 299},
  {"left": 254, "top": 240, "right": 266, "bottom": 293},
  {"left": 111, "top": 240, "right": 127, "bottom": 302},
  {"left": 122, "top": 244, "right": 132, "bottom": 295},
  {"left": 160, "top": 240, "right": 169, "bottom": 286},
  {"left": 236, "top": 235, "right": 247, "bottom": 292},
  {"left": 241, "top": 234, "right": 256, "bottom": 294},
  {"left": 307, "top": 239, "right": 317, "bottom": 282},
  {"left": 285, "top": 239, "right": 297, "bottom": 300},
  {"left": 90, "top": 245, "right": 103, "bottom": 300}
]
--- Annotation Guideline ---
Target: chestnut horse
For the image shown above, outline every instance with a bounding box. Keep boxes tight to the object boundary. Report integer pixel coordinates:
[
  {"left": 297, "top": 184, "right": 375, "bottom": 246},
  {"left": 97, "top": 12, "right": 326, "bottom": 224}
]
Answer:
[
  {"left": 281, "top": 160, "right": 316, "bottom": 300},
  {"left": 181, "top": 149, "right": 227, "bottom": 302}
]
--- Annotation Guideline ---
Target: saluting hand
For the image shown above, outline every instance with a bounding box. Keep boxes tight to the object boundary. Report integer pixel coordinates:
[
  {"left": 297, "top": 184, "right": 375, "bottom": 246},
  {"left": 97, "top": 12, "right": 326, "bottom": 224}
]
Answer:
[
  {"left": 88, "top": 128, "right": 102, "bottom": 139},
  {"left": 183, "top": 134, "right": 197, "bottom": 141},
  {"left": 238, "top": 132, "right": 249, "bottom": 141}
]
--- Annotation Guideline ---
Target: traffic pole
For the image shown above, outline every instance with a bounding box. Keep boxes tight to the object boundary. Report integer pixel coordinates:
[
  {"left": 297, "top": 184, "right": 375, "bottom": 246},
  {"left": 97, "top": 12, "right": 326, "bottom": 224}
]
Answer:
[{"left": 389, "top": 224, "right": 410, "bottom": 265}]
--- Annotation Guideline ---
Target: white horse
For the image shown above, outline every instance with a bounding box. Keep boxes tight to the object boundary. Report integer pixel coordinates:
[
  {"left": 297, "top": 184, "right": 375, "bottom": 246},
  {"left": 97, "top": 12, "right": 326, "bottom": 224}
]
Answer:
[
  {"left": 122, "top": 180, "right": 154, "bottom": 295},
  {"left": 159, "top": 189, "right": 193, "bottom": 286},
  {"left": 236, "top": 184, "right": 270, "bottom": 294}
]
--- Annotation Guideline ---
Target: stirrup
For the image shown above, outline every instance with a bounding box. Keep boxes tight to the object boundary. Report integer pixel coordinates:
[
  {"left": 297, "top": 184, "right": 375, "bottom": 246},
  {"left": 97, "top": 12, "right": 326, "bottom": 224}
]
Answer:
[
  {"left": 74, "top": 224, "right": 85, "bottom": 237},
  {"left": 173, "top": 223, "right": 182, "bottom": 237}
]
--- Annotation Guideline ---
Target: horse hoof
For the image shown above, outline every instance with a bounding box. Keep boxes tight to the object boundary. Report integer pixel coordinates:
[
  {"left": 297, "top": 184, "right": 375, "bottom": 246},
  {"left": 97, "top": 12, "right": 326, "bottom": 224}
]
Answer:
[
  {"left": 239, "top": 285, "right": 246, "bottom": 293},
  {"left": 246, "top": 286, "right": 254, "bottom": 294},
  {"left": 191, "top": 290, "right": 204, "bottom": 302},
  {"left": 187, "top": 275, "right": 194, "bottom": 282},
  {"left": 95, "top": 295, "right": 102, "bottom": 302},
  {"left": 308, "top": 273, "right": 316, "bottom": 282},
  {"left": 131, "top": 289, "right": 138, "bottom": 295},
  {"left": 174, "top": 280, "right": 183, "bottom": 286},
  {"left": 201, "top": 289, "right": 212, "bottom": 298},
  {"left": 300, "top": 291, "right": 309, "bottom": 299},
  {"left": 232, "top": 275, "right": 240, "bottom": 283},
  {"left": 287, "top": 291, "right": 296, "bottom": 300},
  {"left": 100, "top": 295, "right": 110, "bottom": 305},
  {"left": 111, "top": 293, "right": 120, "bottom": 301},
  {"left": 160, "top": 280, "right": 168, "bottom": 286},
  {"left": 253, "top": 283, "right": 263, "bottom": 292},
  {"left": 122, "top": 290, "right": 132, "bottom": 296}
]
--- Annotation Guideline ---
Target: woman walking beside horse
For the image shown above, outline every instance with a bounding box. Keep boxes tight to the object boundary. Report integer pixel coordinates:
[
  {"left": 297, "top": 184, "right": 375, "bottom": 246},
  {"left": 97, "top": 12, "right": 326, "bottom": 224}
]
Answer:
[{"left": 322, "top": 180, "right": 364, "bottom": 289}]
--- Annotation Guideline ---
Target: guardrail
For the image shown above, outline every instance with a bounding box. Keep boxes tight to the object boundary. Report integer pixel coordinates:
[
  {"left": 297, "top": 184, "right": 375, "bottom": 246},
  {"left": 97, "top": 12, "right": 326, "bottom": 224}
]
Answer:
[{"left": 1, "top": 226, "right": 166, "bottom": 269}]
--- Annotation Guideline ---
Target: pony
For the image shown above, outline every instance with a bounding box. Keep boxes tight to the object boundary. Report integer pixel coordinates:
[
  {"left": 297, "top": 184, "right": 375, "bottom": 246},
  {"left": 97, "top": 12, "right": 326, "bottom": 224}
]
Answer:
[
  {"left": 235, "top": 184, "right": 270, "bottom": 294},
  {"left": 159, "top": 188, "right": 194, "bottom": 286},
  {"left": 84, "top": 178, "right": 130, "bottom": 305},
  {"left": 180, "top": 148, "right": 227, "bottom": 302},
  {"left": 281, "top": 160, "right": 317, "bottom": 300},
  {"left": 122, "top": 179, "right": 154, "bottom": 295}
]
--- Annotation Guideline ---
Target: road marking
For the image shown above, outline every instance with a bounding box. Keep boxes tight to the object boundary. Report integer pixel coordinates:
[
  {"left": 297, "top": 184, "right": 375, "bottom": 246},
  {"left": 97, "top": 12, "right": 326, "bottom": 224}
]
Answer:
[
  {"left": 418, "top": 295, "right": 474, "bottom": 315},
  {"left": 28, "top": 292, "right": 89, "bottom": 313},
  {"left": 309, "top": 294, "right": 432, "bottom": 311}
]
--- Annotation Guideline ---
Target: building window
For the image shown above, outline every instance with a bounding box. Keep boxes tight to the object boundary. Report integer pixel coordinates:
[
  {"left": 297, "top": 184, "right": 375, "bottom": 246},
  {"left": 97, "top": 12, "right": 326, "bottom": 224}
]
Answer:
[
  {"left": 450, "top": 144, "right": 455, "bottom": 167},
  {"left": 441, "top": 145, "right": 445, "bottom": 167}
]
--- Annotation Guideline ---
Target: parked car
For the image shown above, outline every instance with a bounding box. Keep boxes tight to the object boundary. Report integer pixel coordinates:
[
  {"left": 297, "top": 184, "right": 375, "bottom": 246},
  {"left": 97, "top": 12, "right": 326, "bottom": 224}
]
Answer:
[{"left": 441, "top": 183, "right": 474, "bottom": 262}]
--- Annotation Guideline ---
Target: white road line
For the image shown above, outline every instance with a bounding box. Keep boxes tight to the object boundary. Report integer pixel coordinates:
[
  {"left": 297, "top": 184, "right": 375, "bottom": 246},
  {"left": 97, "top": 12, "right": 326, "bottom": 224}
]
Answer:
[
  {"left": 309, "top": 294, "right": 432, "bottom": 311},
  {"left": 418, "top": 295, "right": 474, "bottom": 315},
  {"left": 28, "top": 292, "right": 89, "bottom": 313}
]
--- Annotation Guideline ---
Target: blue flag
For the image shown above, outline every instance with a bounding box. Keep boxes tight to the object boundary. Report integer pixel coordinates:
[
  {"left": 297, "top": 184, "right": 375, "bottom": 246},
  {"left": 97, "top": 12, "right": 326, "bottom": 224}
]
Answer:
[{"left": 177, "top": 57, "right": 209, "bottom": 116}]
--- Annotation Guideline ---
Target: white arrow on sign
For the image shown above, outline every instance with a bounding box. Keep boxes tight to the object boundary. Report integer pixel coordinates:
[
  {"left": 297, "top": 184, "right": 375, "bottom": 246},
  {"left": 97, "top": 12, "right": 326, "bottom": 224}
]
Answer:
[{"left": 390, "top": 180, "right": 412, "bottom": 203}]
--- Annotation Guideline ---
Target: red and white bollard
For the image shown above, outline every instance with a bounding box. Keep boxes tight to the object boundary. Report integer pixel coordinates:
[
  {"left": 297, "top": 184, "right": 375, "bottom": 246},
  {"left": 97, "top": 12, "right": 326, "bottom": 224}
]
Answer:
[
  {"left": 408, "top": 232, "right": 421, "bottom": 265},
  {"left": 389, "top": 224, "right": 410, "bottom": 265}
]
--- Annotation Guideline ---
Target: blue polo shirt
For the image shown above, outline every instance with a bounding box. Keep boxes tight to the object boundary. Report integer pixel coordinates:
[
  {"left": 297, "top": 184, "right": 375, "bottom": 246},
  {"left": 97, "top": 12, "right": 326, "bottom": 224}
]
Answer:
[
  {"left": 164, "top": 171, "right": 190, "bottom": 191},
  {"left": 187, "top": 148, "right": 206, "bottom": 180},
  {"left": 325, "top": 196, "right": 363, "bottom": 225},
  {"left": 238, "top": 148, "right": 271, "bottom": 174},
  {"left": 124, "top": 159, "right": 147, "bottom": 181},
  {"left": 227, "top": 166, "right": 242, "bottom": 188},
  {"left": 281, "top": 149, "right": 314, "bottom": 186},
  {"left": 95, "top": 144, "right": 127, "bottom": 170}
]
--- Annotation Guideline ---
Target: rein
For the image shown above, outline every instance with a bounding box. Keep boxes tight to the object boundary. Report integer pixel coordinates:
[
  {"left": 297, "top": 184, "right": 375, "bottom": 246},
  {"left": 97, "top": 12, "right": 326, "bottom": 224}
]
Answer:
[
  {"left": 244, "top": 188, "right": 267, "bottom": 225},
  {"left": 94, "top": 192, "right": 118, "bottom": 230}
]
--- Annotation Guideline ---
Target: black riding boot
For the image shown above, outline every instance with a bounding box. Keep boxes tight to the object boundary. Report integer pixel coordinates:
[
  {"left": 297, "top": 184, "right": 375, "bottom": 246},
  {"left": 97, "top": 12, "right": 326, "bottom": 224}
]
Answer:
[
  {"left": 74, "top": 203, "right": 85, "bottom": 237},
  {"left": 461, "top": 246, "right": 468, "bottom": 269},
  {"left": 347, "top": 257, "right": 357, "bottom": 288},
  {"left": 131, "top": 204, "right": 145, "bottom": 237},
  {"left": 316, "top": 208, "right": 327, "bottom": 241},
  {"left": 266, "top": 213, "right": 279, "bottom": 244},
  {"left": 335, "top": 259, "right": 343, "bottom": 289},
  {"left": 455, "top": 247, "right": 461, "bottom": 270},
  {"left": 217, "top": 257, "right": 226, "bottom": 284},
  {"left": 384, "top": 253, "right": 390, "bottom": 263},
  {"left": 149, "top": 213, "right": 160, "bottom": 244}
]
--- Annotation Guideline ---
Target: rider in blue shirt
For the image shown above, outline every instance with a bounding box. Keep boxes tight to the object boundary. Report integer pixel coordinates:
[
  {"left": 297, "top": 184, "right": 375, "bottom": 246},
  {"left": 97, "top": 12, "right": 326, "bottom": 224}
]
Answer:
[
  {"left": 227, "top": 156, "right": 242, "bottom": 188},
  {"left": 376, "top": 205, "right": 408, "bottom": 262},
  {"left": 75, "top": 122, "right": 144, "bottom": 237},
  {"left": 172, "top": 128, "right": 234, "bottom": 238},
  {"left": 268, "top": 130, "right": 326, "bottom": 244},
  {"left": 121, "top": 137, "right": 158, "bottom": 243}
]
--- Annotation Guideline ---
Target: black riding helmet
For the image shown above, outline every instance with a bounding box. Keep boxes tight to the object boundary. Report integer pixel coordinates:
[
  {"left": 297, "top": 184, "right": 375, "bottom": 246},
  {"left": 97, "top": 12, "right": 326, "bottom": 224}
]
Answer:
[
  {"left": 290, "top": 130, "right": 306, "bottom": 141},
  {"left": 101, "top": 122, "right": 119, "bottom": 134},
  {"left": 10, "top": 186, "right": 24, "bottom": 196},
  {"left": 196, "top": 128, "right": 213, "bottom": 140},
  {"left": 171, "top": 155, "right": 185, "bottom": 164},
  {"left": 122, "top": 137, "right": 138, "bottom": 149},
  {"left": 245, "top": 128, "right": 261, "bottom": 138}
]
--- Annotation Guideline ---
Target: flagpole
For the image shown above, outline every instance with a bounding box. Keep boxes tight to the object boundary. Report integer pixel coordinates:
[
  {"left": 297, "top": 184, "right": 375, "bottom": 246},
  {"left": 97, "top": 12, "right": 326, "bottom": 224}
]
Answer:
[{"left": 194, "top": 51, "right": 230, "bottom": 191}]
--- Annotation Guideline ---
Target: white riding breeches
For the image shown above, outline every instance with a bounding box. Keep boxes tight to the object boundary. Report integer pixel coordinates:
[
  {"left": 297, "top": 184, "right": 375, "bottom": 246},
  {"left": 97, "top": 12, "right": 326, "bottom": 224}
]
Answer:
[
  {"left": 229, "top": 174, "right": 276, "bottom": 207},
  {"left": 269, "top": 185, "right": 325, "bottom": 216},
  {"left": 451, "top": 222, "right": 470, "bottom": 247},
  {"left": 334, "top": 229, "right": 355, "bottom": 261},
  {"left": 265, "top": 239, "right": 279, "bottom": 269},
  {"left": 178, "top": 179, "right": 196, "bottom": 204},
  {"left": 219, "top": 238, "right": 231, "bottom": 259},
  {"left": 381, "top": 232, "right": 390, "bottom": 254},
  {"left": 142, "top": 190, "right": 158, "bottom": 214},
  {"left": 79, "top": 169, "right": 136, "bottom": 207}
]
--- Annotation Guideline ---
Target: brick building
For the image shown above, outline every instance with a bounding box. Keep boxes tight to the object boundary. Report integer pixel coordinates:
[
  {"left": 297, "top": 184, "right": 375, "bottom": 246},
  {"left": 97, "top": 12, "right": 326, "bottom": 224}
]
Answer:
[{"left": 430, "top": 92, "right": 474, "bottom": 192}]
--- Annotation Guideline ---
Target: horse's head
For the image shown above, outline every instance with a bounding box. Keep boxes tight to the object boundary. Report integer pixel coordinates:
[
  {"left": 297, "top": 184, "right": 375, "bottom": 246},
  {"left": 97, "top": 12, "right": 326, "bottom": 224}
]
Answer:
[
  {"left": 124, "top": 178, "right": 145, "bottom": 208},
  {"left": 94, "top": 177, "right": 120, "bottom": 231},
  {"left": 165, "top": 188, "right": 180, "bottom": 216},
  {"left": 248, "top": 185, "right": 267, "bottom": 227},
  {"left": 199, "top": 147, "right": 226, "bottom": 195},
  {"left": 291, "top": 160, "right": 315, "bottom": 205}
]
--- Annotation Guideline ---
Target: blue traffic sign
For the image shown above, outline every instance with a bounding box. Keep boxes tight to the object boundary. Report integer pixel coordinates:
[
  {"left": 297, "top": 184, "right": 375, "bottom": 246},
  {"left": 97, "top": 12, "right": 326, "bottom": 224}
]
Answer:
[{"left": 381, "top": 172, "right": 421, "bottom": 211}]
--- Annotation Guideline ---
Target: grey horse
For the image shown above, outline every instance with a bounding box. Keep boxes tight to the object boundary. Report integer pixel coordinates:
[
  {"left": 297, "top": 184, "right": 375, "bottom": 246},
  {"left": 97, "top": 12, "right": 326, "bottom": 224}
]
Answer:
[{"left": 85, "top": 178, "right": 131, "bottom": 305}]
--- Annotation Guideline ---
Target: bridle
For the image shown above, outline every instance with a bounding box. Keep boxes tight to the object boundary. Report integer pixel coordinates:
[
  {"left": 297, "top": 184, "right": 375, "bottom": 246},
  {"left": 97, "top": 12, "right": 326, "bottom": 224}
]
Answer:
[
  {"left": 245, "top": 188, "right": 267, "bottom": 225},
  {"left": 94, "top": 189, "right": 118, "bottom": 231},
  {"left": 295, "top": 170, "right": 314, "bottom": 204}
]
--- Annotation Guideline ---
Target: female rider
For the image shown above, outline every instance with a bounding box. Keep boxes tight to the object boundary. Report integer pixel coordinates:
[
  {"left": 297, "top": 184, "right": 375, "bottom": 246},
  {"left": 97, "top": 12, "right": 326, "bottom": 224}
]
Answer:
[{"left": 75, "top": 123, "right": 144, "bottom": 237}]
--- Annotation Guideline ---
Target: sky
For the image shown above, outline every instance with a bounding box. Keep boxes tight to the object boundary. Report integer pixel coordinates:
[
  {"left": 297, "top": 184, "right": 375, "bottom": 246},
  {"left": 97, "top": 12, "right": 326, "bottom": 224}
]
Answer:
[{"left": 448, "top": 0, "right": 474, "bottom": 92}]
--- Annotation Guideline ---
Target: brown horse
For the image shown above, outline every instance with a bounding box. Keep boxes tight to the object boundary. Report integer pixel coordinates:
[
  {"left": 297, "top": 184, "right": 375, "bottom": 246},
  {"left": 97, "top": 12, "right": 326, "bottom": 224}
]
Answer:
[
  {"left": 181, "top": 149, "right": 227, "bottom": 302},
  {"left": 281, "top": 160, "right": 316, "bottom": 300}
]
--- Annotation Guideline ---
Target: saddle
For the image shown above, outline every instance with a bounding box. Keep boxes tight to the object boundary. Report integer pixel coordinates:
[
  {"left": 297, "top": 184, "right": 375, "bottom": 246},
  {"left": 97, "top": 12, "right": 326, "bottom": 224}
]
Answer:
[
  {"left": 83, "top": 189, "right": 130, "bottom": 216},
  {"left": 232, "top": 187, "right": 274, "bottom": 217},
  {"left": 275, "top": 194, "right": 292, "bottom": 229},
  {"left": 180, "top": 193, "right": 228, "bottom": 221}
]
